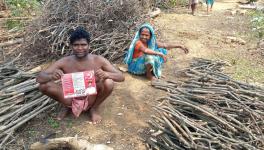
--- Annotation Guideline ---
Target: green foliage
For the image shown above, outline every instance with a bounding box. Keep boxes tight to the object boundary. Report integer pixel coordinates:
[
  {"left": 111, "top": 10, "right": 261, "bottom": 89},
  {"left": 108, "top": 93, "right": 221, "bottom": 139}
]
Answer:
[
  {"left": 169, "top": 0, "right": 188, "bottom": 6},
  {"left": 231, "top": 58, "right": 264, "bottom": 82},
  {"left": 250, "top": 10, "right": 264, "bottom": 38},
  {"left": 6, "top": 0, "right": 41, "bottom": 17},
  {"left": 155, "top": 0, "right": 188, "bottom": 9},
  {"left": 5, "top": 20, "right": 24, "bottom": 30},
  {"left": 47, "top": 117, "right": 60, "bottom": 129},
  {"left": 4, "top": 0, "right": 41, "bottom": 30}
]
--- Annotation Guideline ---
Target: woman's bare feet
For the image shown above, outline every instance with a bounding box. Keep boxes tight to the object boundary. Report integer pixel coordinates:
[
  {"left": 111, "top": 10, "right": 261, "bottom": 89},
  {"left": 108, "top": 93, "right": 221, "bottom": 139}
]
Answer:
[
  {"left": 57, "top": 107, "right": 71, "bottom": 120},
  {"left": 89, "top": 108, "right": 102, "bottom": 124}
]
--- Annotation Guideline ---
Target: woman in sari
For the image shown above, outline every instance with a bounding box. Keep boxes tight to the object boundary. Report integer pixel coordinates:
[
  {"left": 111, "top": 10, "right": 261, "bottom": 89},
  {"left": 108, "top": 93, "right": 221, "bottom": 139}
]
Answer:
[
  {"left": 124, "top": 23, "right": 189, "bottom": 80},
  {"left": 206, "top": 0, "right": 214, "bottom": 14}
]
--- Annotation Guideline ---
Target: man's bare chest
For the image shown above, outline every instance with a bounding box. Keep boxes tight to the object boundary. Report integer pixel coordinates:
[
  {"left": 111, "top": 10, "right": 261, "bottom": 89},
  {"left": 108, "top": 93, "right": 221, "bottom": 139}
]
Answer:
[{"left": 62, "top": 61, "right": 101, "bottom": 73}]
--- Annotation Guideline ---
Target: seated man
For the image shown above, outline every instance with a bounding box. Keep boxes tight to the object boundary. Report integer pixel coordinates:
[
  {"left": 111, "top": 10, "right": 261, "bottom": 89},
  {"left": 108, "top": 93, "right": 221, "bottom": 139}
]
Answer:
[
  {"left": 124, "top": 23, "right": 189, "bottom": 81},
  {"left": 36, "top": 27, "right": 125, "bottom": 124}
]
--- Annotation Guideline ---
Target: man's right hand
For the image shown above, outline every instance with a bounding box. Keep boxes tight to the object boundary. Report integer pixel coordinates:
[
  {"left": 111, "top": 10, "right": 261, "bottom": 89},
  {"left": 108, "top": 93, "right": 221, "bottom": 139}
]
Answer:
[{"left": 52, "top": 69, "right": 64, "bottom": 80}]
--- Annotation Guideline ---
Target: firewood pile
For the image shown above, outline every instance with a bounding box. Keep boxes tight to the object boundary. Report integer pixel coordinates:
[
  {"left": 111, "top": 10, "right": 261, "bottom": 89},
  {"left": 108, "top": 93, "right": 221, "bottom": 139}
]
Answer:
[
  {"left": 147, "top": 58, "right": 264, "bottom": 149},
  {"left": 19, "top": 0, "right": 147, "bottom": 66},
  {"left": 0, "top": 61, "right": 57, "bottom": 148}
]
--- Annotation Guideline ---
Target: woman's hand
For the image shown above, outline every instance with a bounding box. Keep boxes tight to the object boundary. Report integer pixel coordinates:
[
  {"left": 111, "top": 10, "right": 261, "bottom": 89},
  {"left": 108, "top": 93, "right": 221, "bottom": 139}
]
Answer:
[
  {"left": 157, "top": 52, "right": 167, "bottom": 63},
  {"left": 161, "top": 54, "right": 167, "bottom": 62},
  {"left": 180, "top": 46, "right": 189, "bottom": 54}
]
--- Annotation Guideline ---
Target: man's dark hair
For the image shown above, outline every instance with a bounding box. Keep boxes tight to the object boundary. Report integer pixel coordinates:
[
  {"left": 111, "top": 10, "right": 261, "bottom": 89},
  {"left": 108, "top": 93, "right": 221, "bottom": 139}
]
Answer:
[{"left": 69, "top": 27, "right": 91, "bottom": 44}]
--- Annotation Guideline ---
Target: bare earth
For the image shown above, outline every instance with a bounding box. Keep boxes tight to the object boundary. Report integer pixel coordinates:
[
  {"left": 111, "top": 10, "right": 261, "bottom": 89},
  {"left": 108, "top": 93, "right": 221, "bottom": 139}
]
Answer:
[{"left": 12, "top": 0, "right": 264, "bottom": 149}]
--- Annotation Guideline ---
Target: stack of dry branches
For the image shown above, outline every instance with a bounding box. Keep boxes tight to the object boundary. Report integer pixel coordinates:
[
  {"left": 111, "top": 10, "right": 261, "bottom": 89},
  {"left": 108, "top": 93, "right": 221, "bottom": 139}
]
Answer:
[
  {"left": 0, "top": 61, "right": 57, "bottom": 148},
  {"left": 147, "top": 58, "right": 264, "bottom": 149},
  {"left": 19, "top": 0, "right": 147, "bottom": 66}
]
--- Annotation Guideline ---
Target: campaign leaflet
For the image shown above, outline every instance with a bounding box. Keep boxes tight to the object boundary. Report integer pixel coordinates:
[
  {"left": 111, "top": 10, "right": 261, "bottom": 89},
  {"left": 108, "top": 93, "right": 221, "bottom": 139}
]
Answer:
[{"left": 61, "top": 71, "right": 97, "bottom": 98}]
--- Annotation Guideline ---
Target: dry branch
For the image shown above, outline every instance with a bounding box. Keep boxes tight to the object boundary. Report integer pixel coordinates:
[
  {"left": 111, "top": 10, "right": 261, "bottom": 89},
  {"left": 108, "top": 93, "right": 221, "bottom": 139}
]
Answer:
[
  {"left": 0, "top": 32, "right": 24, "bottom": 42},
  {"left": 0, "top": 38, "right": 23, "bottom": 47},
  {"left": 0, "top": 17, "right": 32, "bottom": 21}
]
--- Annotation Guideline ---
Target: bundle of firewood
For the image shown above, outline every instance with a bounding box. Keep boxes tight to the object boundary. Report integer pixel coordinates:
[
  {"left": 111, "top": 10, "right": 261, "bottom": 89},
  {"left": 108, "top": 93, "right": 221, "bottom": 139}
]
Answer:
[
  {"left": 0, "top": 62, "right": 57, "bottom": 148},
  {"left": 147, "top": 58, "right": 264, "bottom": 149}
]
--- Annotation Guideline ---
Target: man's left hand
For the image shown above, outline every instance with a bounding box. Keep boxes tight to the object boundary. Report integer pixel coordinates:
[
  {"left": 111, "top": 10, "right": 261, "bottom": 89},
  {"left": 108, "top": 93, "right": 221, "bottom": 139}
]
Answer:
[{"left": 95, "top": 69, "right": 109, "bottom": 80}]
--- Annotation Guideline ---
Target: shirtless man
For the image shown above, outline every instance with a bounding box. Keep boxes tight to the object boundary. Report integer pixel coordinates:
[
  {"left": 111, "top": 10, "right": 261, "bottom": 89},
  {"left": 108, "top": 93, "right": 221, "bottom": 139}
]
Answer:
[{"left": 36, "top": 27, "right": 125, "bottom": 124}]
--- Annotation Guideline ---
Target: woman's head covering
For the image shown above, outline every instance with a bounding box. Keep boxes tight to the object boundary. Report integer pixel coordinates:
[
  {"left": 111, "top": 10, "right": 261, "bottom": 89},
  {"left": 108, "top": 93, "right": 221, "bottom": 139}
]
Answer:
[{"left": 124, "top": 23, "right": 157, "bottom": 64}]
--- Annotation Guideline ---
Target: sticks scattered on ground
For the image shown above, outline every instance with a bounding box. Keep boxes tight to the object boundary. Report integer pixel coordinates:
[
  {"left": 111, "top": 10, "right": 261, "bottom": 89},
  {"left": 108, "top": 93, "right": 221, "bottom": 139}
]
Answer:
[
  {"left": 147, "top": 58, "right": 264, "bottom": 149},
  {"left": 0, "top": 61, "right": 57, "bottom": 148}
]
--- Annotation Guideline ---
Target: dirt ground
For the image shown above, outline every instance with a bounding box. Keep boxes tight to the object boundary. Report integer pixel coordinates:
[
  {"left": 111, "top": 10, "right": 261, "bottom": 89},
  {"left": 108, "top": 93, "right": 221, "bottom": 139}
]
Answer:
[{"left": 5, "top": 0, "right": 264, "bottom": 149}]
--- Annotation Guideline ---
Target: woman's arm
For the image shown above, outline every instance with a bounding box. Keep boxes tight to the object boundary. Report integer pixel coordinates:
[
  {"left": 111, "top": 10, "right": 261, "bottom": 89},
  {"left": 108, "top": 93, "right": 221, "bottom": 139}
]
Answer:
[
  {"left": 138, "top": 43, "right": 163, "bottom": 56},
  {"left": 157, "top": 41, "right": 189, "bottom": 54},
  {"left": 138, "top": 44, "right": 167, "bottom": 62}
]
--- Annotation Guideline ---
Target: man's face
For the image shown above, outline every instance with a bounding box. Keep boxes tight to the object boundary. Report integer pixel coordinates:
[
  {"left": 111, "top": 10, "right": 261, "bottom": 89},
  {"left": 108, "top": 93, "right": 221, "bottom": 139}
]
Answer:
[
  {"left": 140, "top": 28, "right": 151, "bottom": 43},
  {"left": 72, "top": 38, "right": 89, "bottom": 58}
]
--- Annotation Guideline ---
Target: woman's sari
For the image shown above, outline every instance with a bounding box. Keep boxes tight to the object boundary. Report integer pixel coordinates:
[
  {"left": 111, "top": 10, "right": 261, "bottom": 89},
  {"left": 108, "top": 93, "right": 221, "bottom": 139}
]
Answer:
[{"left": 124, "top": 23, "right": 167, "bottom": 78}]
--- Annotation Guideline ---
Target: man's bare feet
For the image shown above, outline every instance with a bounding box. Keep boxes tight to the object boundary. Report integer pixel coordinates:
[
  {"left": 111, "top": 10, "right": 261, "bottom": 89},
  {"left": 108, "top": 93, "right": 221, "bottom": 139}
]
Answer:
[
  {"left": 57, "top": 106, "right": 71, "bottom": 120},
  {"left": 89, "top": 108, "right": 102, "bottom": 124}
]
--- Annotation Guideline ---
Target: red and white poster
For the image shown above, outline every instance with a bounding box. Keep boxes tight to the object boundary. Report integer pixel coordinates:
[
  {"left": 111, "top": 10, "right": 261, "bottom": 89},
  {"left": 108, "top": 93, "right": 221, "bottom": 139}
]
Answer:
[{"left": 61, "top": 71, "right": 97, "bottom": 98}]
